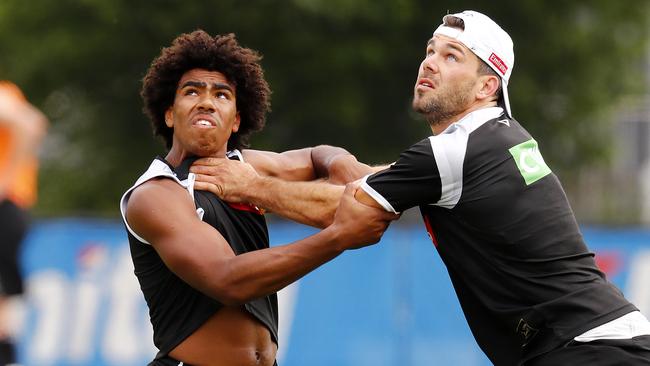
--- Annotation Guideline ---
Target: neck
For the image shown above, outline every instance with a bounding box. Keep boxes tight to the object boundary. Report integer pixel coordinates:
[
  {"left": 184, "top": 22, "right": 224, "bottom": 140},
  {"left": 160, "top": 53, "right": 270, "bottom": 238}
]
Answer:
[
  {"left": 429, "top": 101, "right": 497, "bottom": 135},
  {"left": 165, "top": 145, "right": 227, "bottom": 167}
]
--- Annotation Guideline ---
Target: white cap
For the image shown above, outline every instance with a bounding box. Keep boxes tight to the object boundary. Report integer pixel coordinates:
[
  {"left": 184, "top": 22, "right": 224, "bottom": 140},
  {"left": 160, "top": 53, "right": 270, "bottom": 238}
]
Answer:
[{"left": 434, "top": 10, "right": 514, "bottom": 117}]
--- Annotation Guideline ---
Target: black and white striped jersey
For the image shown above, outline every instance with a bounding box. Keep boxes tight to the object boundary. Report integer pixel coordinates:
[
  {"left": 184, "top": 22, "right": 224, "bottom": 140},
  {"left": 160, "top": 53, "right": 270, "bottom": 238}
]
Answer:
[{"left": 362, "top": 107, "right": 635, "bottom": 365}]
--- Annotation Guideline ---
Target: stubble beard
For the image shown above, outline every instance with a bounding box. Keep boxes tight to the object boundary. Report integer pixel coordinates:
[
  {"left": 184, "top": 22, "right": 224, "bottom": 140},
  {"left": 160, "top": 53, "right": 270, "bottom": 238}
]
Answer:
[{"left": 412, "top": 81, "right": 473, "bottom": 127}]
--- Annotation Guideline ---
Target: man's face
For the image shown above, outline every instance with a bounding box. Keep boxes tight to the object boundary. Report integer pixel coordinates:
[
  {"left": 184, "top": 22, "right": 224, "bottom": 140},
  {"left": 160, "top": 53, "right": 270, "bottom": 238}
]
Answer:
[
  {"left": 412, "top": 35, "right": 482, "bottom": 124},
  {"left": 165, "top": 69, "right": 240, "bottom": 157}
]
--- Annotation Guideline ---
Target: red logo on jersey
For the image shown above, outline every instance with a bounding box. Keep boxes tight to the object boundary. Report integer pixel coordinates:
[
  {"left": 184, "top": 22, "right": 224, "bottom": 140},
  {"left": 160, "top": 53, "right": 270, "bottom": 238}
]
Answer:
[
  {"left": 423, "top": 215, "right": 439, "bottom": 248},
  {"left": 488, "top": 53, "right": 508, "bottom": 75},
  {"left": 227, "top": 202, "right": 265, "bottom": 215}
]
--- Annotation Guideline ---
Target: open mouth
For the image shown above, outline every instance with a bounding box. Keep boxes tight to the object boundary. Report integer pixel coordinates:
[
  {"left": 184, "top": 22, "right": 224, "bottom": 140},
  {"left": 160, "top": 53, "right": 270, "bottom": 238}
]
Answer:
[
  {"left": 417, "top": 78, "right": 435, "bottom": 89},
  {"left": 193, "top": 118, "right": 216, "bottom": 128}
]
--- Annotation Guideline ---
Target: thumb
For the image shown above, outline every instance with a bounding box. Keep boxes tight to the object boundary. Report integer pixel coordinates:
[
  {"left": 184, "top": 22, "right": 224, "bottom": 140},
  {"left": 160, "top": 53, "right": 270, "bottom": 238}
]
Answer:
[{"left": 342, "top": 181, "right": 361, "bottom": 197}]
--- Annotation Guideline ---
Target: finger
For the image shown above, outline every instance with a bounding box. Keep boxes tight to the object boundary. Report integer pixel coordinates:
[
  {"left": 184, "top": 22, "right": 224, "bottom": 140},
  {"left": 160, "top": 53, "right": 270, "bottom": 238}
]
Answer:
[
  {"left": 194, "top": 174, "right": 223, "bottom": 188},
  {"left": 385, "top": 212, "right": 400, "bottom": 220},
  {"left": 192, "top": 173, "right": 213, "bottom": 182},
  {"left": 369, "top": 208, "right": 399, "bottom": 221},
  {"left": 193, "top": 181, "right": 206, "bottom": 189},
  {"left": 190, "top": 165, "right": 216, "bottom": 174},
  {"left": 192, "top": 179, "right": 217, "bottom": 188},
  {"left": 352, "top": 177, "right": 366, "bottom": 186},
  {"left": 380, "top": 215, "right": 399, "bottom": 223},
  {"left": 192, "top": 181, "right": 212, "bottom": 191},
  {"left": 347, "top": 179, "right": 362, "bottom": 189},
  {"left": 193, "top": 181, "right": 224, "bottom": 196},
  {"left": 342, "top": 182, "right": 357, "bottom": 196},
  {"left": 192, "top": 157, "right": 226, "bottom": 166}
]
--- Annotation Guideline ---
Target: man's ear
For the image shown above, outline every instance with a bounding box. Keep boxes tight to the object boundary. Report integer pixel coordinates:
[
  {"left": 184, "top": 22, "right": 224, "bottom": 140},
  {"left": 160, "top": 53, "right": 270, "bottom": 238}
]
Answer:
[
  {"left": 232, "top": 112, "right": 241, "bottom": 133},
  {"left": 477, "top": 75, "right": 500, "bottom": 101},
  {"left": 164, "top": 108, "right": 174, "bottom": 128}
]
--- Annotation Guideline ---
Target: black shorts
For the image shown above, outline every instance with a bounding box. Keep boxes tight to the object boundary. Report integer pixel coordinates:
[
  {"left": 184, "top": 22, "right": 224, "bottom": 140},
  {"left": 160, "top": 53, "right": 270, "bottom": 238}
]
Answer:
[
  {"left": 0, "top": 199, "right": 29, "bottom": 296},
  {"left": 526, "top": 335, "right": 650, "bottom": 366}
]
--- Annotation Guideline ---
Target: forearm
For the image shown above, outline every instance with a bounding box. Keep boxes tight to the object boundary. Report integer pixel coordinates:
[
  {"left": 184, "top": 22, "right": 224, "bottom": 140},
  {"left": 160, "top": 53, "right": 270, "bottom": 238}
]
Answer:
[
  {"left": 210, "top": 227, "right": 344, "bottom": 305},
  {"left": 245, "top": 176, "right": 344, "bottom": 228},
  {"left": 151, "top": 181, "right": 393, "bottom": 307},
  {"left": 131, "top": 181, "right": 342, "bottom": 308},
  {"left": 191, "top": 147, "right": 376, "bottom": 226}
]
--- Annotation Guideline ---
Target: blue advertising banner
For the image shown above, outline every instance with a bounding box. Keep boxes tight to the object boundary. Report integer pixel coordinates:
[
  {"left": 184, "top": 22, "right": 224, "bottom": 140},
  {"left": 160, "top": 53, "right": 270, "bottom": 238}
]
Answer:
[{"left": 13, "top": 219, "right": 650, "bottom": 366}]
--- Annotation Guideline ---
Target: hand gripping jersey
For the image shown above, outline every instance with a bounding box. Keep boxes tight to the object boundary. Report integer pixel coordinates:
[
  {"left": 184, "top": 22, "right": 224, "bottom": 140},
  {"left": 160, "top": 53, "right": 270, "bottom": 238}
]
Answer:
[
  {"left": 362, "top": 107, "right": 636, "bottom": 365},
  {"left": 119, "top": 152, "right": 278, "bottom": 360}
]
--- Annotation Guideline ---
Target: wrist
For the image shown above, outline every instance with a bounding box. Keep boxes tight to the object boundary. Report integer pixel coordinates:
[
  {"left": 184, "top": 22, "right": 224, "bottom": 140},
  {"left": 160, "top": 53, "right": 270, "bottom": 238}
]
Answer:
[
  {"left": 239, "top": 174, "right": 267, "bottom": 202},
  {"left": 320, "top": 224, "right": 348, "bottom": 254},
  {"left": 239, "top": 174, "right": 281, "bottom": 209}
]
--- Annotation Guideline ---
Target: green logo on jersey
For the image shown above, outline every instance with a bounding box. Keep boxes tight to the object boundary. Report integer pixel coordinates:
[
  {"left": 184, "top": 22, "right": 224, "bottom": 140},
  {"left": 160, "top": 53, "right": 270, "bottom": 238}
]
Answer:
[{"left": 509, "top": 139, "right": 551, "bottom": 185}]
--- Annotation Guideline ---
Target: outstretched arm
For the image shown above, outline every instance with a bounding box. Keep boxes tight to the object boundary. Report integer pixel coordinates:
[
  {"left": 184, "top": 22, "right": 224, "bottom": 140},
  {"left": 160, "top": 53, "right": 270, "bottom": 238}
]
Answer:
[
  {"left": 126, "top": 179, "right": 397, "bottom": 305},
  {"left": 192, "top": 158, "right": 344, "bottom": 228},
  {"left": 240, "top": 145, "right": 378, "bottom": 183},
  {"left": 191, "top": 145, "right": 383, "bottom": 228}
]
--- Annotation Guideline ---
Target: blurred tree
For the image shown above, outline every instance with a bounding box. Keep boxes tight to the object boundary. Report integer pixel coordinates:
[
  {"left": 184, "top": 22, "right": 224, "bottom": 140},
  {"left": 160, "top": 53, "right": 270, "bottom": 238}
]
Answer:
[{"left": 0, "top": 0, "right": 647, "bottom": 217}]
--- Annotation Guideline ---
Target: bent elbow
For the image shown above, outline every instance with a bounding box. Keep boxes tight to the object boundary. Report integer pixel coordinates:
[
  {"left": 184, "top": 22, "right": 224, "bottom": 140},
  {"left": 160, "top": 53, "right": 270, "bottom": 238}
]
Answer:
[{"left": 211, "top": 282, "right": 256, "bottom": 306}]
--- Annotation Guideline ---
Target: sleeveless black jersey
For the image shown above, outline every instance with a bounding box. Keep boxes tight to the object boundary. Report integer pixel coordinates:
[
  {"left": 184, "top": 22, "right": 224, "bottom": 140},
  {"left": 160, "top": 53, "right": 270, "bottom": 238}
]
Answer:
[
  {"left": 362, "top": 107, "right": 636, "bottom": 365},
  {"left": 119, "top": 153, "right": 278, "bottom": 358}
]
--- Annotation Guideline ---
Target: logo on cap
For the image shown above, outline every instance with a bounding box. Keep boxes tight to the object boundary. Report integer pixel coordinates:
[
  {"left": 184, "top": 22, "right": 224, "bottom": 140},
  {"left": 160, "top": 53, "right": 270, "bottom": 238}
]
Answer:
[{"left": 488, "top": 53, "right": 508, "bottom": 76}]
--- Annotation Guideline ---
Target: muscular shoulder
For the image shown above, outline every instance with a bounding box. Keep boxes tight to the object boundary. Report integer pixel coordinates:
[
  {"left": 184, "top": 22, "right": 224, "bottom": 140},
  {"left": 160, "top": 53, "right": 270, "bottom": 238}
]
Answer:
[
  {"left": 127, "top": 178, "right": 192, "bottom": 210},
  {"left": 126, "top": 178, "right": 196, "bottom": 243}
]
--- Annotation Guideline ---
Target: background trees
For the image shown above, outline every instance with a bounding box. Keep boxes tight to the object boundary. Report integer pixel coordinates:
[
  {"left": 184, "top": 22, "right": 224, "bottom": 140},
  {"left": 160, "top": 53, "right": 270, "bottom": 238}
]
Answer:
[{"left": 0, "top": 0, "right": 647, "bottom": 220}]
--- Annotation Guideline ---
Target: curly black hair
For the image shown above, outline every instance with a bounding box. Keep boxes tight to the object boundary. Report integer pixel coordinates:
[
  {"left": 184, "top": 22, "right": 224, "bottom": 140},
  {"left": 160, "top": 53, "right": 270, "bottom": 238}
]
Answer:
[{"left": 141, "top": 30, "right": 270, "bottom": 150}]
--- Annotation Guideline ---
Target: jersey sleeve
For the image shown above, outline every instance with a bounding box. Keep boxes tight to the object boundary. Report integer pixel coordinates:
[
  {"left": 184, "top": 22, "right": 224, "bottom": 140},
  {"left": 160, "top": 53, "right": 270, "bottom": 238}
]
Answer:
[{"left": 362, "top": 138, "right": 442, "bottom": 213}]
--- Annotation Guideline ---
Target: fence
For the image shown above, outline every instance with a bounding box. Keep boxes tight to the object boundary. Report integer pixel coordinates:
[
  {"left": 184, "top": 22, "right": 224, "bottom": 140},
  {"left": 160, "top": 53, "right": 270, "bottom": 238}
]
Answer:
[{"left": 13, "top": 219, "right": 650, "bottom": 366}]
